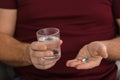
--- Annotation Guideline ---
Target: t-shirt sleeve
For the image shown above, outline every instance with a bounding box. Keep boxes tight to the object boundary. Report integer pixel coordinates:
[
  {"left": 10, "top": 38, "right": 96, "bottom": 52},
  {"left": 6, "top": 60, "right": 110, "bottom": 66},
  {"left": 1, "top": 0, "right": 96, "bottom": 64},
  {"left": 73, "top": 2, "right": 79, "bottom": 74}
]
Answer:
[
  {"left": 112, "top": 0, "right": 120, "bottom": 18},
  {"left": 0, "top": 0, "right": 17, "bottom": 9}
]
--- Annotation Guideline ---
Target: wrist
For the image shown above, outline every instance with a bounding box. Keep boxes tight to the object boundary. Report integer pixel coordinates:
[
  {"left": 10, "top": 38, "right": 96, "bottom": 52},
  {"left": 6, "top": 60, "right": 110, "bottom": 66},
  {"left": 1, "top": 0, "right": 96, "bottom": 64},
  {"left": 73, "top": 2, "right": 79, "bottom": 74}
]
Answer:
[{"left": 24, "top": 43, "right": 32, "bottom": 65}]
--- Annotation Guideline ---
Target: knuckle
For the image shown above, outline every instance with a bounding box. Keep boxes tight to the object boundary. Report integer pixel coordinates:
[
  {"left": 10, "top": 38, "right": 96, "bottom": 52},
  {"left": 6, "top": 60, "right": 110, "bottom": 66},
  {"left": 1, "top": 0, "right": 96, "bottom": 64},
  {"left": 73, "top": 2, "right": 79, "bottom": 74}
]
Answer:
[{"left": 30, "top": 42, "right": 38, "bottom": 49}]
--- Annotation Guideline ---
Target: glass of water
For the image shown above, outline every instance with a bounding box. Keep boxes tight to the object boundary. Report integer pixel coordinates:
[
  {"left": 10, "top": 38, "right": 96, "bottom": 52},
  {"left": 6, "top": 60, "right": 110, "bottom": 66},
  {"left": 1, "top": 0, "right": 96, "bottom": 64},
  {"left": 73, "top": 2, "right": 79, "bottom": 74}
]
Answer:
[{"left": 36, "top": 27, "right": 61, "bottom": 61}]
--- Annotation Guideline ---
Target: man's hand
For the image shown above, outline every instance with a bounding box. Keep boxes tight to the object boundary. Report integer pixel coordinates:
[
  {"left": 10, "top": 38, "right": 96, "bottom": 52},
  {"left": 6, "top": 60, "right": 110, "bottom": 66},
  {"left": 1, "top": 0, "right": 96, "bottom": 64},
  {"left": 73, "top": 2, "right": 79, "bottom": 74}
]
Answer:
[
  {"left": 29, "top": 41, "right": 58, "bottom": 70},
  {"left": 66, "top": 41, "right": 108, "bottom": 69}
]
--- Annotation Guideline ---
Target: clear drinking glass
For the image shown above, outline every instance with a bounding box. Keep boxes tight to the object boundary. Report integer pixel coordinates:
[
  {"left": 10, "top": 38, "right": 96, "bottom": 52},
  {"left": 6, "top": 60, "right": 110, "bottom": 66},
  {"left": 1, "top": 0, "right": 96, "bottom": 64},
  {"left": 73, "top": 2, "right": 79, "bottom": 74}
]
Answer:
[{"left": 36, "top": 28, "right": 61, "bottom": 60}]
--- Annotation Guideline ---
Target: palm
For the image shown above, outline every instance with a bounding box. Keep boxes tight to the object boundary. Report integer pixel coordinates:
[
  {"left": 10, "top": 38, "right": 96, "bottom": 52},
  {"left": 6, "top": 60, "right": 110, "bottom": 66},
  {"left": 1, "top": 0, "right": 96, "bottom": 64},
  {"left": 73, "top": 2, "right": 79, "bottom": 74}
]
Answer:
[{"left": 66, "top": 41, "right": 108, "bottom": 69}]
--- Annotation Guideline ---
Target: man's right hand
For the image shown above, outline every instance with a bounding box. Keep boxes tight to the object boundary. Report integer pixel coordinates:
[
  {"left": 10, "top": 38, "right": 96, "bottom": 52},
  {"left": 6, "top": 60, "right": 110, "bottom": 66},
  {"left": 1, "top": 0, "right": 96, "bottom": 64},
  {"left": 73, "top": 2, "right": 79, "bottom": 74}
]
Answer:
[{"left": 28, "top": 41, "right": 58, "bottom": 70}]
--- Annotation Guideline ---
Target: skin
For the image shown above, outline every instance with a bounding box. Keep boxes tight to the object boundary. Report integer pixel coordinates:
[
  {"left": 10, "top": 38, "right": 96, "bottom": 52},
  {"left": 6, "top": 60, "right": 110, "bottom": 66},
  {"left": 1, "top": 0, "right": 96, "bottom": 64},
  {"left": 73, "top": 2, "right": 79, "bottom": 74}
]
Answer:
[
  {"left": 66, "top": 19, "right": 120, "bottom": 69},
  {"left": 0, "top": 8, "right": 60, "bottom": 69},
  {"left": 0, "top": 8, "right": 120, "bottom": 70}
]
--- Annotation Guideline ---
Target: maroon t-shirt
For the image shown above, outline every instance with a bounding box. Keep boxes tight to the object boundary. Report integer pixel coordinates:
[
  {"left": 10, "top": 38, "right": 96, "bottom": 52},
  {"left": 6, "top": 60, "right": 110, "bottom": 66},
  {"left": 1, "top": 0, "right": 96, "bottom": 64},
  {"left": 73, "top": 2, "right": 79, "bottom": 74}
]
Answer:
[{"left": 0, "top": 0, "right": 120, "bottom": 80}]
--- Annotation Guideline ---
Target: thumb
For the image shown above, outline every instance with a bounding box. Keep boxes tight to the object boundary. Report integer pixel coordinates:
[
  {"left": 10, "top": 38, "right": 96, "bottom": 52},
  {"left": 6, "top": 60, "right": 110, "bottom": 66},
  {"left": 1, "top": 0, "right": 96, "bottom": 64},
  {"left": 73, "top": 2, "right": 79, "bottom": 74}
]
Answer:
[
  {"left": 60, "top": 40, "right": 63, "bottom": 45},
  {"left": 98, "top": 44, "right": 108, "bottom": 59}
]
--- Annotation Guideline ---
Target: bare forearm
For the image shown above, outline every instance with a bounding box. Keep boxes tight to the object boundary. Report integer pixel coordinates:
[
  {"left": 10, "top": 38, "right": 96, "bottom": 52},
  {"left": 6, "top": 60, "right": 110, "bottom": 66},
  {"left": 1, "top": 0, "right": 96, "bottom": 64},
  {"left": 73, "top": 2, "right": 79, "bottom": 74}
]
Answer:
[
  {"left": 0, "top": 33, "right": 32, "bottom": 67},
  {"left": 102, "top": 36, "right": 120, "bottom": 60}
]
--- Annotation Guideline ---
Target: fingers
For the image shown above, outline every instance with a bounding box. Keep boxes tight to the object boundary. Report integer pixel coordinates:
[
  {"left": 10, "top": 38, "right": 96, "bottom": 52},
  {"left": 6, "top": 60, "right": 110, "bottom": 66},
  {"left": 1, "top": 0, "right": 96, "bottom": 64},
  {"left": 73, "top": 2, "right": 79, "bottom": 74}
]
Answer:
[
  {"left": 60, "top": 40, "right": 63, "bottom": 45},
  {"left": 31, "top": 57, "right": 57, "bottom": 65},
  {"left": 66, "top": 59, "right": 82, "bottom": 67},
  {"left": 31, "top": 40, "right": 62, "bottom": 50},
  {"left": 31, "top": 56, "right": 57, "bottom": 70},
  {"left": 66, "top": 41, "right": 108, "bottom": 70},
  {"left": 31, "top": 50, "right": 54, "bottom": 58},
  {"left": 30, "top": 41, "right": 47, "bottom": 51},
  {"left": 66, "top": 56, "right": 102, "bottom": 69},
  {"left": 30, "top": 51, "right": 57, "bottom": 70},
  {"left": 29, "top": 41, "right": 61, "bottom": 70},
  {"left": 34, "top": 62, "right": 56, "bottom": 70},
  {"left": 76, "top": 56, "right": 102, "bottom": 69}
]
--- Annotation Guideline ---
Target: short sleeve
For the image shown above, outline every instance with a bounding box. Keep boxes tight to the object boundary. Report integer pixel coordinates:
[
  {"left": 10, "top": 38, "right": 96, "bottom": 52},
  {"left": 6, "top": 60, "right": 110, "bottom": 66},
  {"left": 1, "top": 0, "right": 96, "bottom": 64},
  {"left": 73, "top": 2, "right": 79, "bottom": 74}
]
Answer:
[
  {"left": 0, "top": 0, "right": 17, "bottom": 9},
  {"left": 112, "top": 0, "right": 120, "bottom": 18}
]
